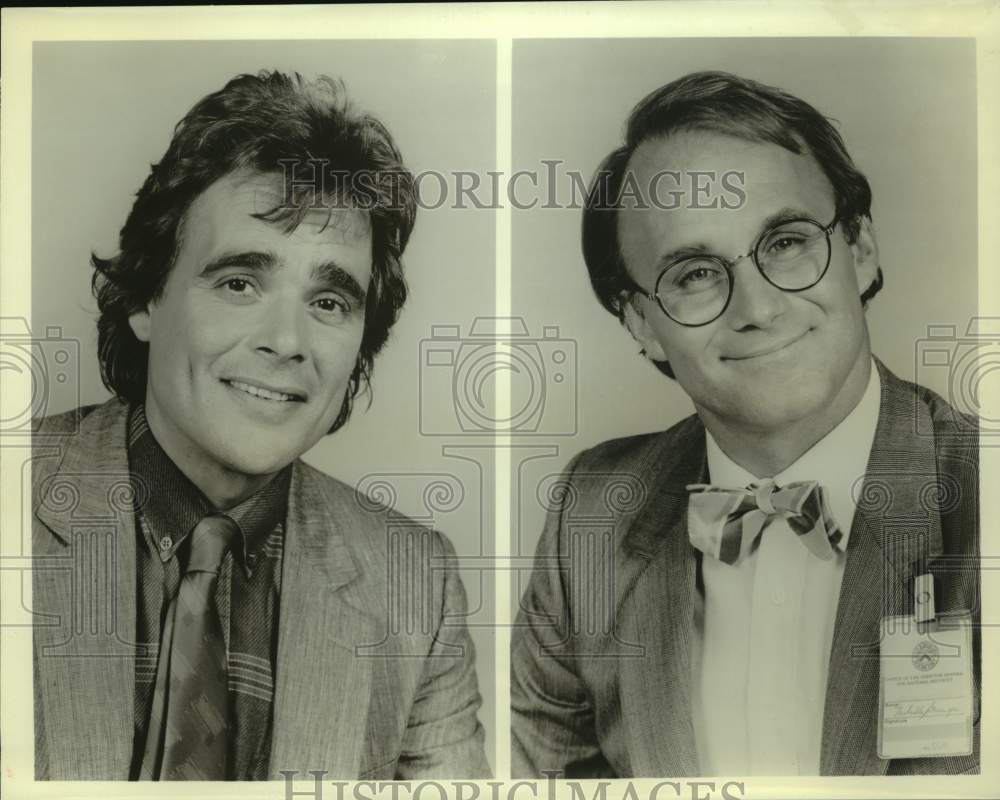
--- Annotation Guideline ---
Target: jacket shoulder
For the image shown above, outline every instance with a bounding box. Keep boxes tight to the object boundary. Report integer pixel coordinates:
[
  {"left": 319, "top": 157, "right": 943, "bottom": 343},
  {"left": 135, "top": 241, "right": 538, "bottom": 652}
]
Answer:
[
  {"left": 30, "top": 401, "right": 125, "bottom": 488},
  {"left": 32, "top": 403, "right": 101, "bottom": 437},
  {"left": 540, "top": 415, "right": 702, "bottom": 528},
  {"left": 570, "top": 414, "right": 702, "bottom": 475},
  {"left": 918, "top": 382, "right": 978, "bottom": 440},
  {"left": 293, "top": 460, "right": 457, "bottom": 558},
  {"left": 880, "top": 369, "right": 979, "bottom": 468},
  {"left": 886, "top": 370, "right": 977, "bottom": 432}
]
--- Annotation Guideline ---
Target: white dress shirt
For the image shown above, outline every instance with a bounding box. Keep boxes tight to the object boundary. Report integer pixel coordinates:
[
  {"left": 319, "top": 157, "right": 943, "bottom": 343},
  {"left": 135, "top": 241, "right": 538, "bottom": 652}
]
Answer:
[{"left": 690, "top": 361, "right": 881, "bottom": 775}]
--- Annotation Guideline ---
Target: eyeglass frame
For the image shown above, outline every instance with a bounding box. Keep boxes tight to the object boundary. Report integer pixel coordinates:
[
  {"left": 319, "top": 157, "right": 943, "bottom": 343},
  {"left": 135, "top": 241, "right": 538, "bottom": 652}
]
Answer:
[{"left": 625, "top": 214, "right": 841, "bottom": 328}]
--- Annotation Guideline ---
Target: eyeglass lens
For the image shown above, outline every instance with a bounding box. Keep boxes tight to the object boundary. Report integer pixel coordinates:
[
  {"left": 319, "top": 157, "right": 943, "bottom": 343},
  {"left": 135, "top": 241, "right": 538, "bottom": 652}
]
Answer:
[{"left": 655, "top": 219, "right": 832, "bottom": 325}]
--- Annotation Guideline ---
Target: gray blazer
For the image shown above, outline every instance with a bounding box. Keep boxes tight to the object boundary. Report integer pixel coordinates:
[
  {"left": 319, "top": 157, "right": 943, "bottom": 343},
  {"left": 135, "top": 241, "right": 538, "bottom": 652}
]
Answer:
[
  {"left": 33, "top": 399, "right": 491, "bottom": 779},
  {"left": 511, "top": 361, "right": 980, "bottom": 777}
]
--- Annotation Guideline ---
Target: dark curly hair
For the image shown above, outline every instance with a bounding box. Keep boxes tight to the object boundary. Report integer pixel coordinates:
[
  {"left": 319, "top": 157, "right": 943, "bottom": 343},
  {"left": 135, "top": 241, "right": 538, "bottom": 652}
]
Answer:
[
  {"left": 582, "top": 71, "right": 883, "bottom": 378},
  {"left": 92, "top": 70, "right": 416, "bottom": 432}
]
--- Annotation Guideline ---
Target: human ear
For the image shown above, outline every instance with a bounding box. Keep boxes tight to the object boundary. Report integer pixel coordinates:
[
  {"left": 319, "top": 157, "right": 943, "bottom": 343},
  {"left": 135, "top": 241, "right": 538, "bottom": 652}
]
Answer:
[
  {"left": 849, "top": 216, "right": 880, "bottom": 294},
  {"left": 128, "top": 308, "right": 151, "bottom": 342},
  {"left": 622, "top": 294, "right": 669, "bottom": 361}
]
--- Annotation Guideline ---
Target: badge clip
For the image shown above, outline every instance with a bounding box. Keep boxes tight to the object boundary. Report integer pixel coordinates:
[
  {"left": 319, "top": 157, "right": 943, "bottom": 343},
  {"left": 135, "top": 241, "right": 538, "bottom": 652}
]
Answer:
[{"left": 914, "top": 572, "right": 935, "bottom": 624}]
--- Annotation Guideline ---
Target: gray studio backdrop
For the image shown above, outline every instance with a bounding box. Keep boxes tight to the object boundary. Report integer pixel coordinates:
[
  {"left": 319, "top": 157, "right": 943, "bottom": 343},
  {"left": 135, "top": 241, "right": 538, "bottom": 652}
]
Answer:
[{"left": 31, "top": 39, "right": 498, "bottom": 765}]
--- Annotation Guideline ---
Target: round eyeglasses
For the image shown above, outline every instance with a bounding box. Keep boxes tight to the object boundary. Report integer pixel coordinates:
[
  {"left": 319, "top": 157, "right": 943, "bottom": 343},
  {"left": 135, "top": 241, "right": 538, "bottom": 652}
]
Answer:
[{"left": 631, "top": 216, "right": 840, "bottom": 327}]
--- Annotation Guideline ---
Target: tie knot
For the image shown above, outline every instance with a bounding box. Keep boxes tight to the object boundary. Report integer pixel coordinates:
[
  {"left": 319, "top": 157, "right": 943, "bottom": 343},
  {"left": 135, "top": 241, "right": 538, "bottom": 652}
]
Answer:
[
  {"left": 749, "top": 480, "right": 778, "bottom": 514},
  {"left": 187, "top": 514, "right": 238, "bottom": 575}
]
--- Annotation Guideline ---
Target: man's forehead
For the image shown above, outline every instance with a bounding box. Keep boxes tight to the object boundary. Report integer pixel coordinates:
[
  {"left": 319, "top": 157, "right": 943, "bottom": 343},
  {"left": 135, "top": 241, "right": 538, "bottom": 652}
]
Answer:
[
  {"left": 629, "top": 130, "right": 756, "bottom": 176},
  {"left": 193, "top": 169, "right": 372, "bottom": 241},
  {"left": 628, "top": 130, "right": 830, "bottom": 200}
]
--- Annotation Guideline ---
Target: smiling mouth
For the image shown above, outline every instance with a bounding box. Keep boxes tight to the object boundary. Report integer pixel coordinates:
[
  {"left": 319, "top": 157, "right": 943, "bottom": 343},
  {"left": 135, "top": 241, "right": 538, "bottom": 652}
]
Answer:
[
  {"left": 225, "top": 379, "right": 305, "bottom": 403},
  {"left": 723, "top": 330, "right": 810, "bottom": 361}
]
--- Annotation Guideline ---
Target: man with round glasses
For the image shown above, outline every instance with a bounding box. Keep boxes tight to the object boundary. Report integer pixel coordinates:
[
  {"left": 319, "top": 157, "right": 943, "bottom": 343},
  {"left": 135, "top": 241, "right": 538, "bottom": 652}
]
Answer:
[{"left": 511, "top": 71, "right": 979, "bottom": 777}]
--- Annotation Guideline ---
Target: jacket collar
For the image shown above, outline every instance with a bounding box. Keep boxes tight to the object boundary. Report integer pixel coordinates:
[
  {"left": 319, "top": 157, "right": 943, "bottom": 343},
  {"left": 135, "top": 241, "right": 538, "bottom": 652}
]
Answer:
[
  {"left": 268, "top": 459, "right": 377, "bottom": 777},
  {"left": 620, "top": 414, "right": 706, "bottom": 558},
  {"left": 35, "top": 399, "right": 134, "bottom": 542},
  {"left": 615, "top": 414, "right": 706, "bottom": 776},
  {"left": 819, "top": 358, "right": 945, "bottom": 775}
]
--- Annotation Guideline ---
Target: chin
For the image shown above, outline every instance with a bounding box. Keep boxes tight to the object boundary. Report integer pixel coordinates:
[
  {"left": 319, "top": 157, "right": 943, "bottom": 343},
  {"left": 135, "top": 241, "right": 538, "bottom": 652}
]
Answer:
[
  {"left": 214, "top": 440, "right": 303, "bottom": 478},
  {"left": 724, "top": 382, "right": 829, "bottom": 430},
  {"left": 744, "top": 387, "right": 829, "bottom": 428}
]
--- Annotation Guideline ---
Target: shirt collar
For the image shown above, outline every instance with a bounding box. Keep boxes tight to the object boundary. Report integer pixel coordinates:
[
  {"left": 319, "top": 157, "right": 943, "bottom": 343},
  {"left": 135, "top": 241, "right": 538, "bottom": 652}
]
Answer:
[
  {"left": 127, "top": 404, "right": 291, "bottom": 576},
  {"left": 705, "top": 358, "right": 882, "bottom": 541}
]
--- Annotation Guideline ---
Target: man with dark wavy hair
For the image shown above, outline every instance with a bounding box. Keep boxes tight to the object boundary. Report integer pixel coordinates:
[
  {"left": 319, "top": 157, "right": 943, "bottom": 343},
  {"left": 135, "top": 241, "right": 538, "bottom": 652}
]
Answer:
[
  {"left": 512, "top": 72, "right": 979, "bottom": 777},
  {"left": 33, "top": 70, "right": 489, "bottom": 780}
]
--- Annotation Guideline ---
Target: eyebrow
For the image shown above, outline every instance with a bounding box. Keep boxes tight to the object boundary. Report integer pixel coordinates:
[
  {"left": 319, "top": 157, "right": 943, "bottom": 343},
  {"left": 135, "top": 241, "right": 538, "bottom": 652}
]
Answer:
[
  {"left": 200, "top": 250, "right": 276, "bottom": 277},
  {"left": 199, "top": 250, "right": 367, "bottom": 306},
  {"left": 654, "top": 205, "right": 825, "bottom": 268},
  {"left": 311, "top": 261, "right": 367, "bottom": 307}
]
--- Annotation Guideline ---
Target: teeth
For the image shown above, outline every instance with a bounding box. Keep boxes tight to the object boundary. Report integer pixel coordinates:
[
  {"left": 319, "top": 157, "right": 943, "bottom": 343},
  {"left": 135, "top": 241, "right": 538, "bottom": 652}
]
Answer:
[{"left": 229, "top": 380, "right": 297, "bottom": 402}]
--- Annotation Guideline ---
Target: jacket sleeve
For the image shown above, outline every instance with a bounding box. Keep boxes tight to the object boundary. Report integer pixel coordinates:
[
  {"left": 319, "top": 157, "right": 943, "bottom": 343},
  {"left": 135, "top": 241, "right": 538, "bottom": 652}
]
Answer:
[
  {"left": 394, "top": 531, "right": 492, "bottom": 778},
  {"left": 510, "top": 453, "right": 611, "bottom": 778}
]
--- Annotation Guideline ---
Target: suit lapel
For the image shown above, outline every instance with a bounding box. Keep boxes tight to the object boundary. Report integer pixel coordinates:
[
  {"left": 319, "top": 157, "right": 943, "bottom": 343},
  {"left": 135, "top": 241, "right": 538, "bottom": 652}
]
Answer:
[
  {"left": 820, "top": 362, "right": 944, "bottom": 775},
  {"left": 617, "top": 418, "right": 705, "bottom": 777},
  {"left": 269, "top": 462, "right": 377, "bottom": 779},
  {"left": 33, "top": 400, "right": 137, "bottom": 779}
]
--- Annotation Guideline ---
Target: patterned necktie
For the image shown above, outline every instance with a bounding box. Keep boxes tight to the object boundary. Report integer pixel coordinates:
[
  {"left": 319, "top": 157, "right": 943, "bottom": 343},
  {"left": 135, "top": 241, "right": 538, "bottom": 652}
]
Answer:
[
  {"left": 141, "top": 514, "right": 238, "bottom": 780},
  {"left": 686, "top": 479, "right": 844, "bottom": 565}
]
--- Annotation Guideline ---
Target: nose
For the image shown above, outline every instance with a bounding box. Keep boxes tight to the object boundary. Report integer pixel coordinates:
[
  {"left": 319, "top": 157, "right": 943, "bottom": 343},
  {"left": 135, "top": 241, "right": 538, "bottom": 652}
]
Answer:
[
  {"left": 252, "top": 294, "right": 308, "bottom": 363},
  {"left": 723, "top": 256, "right": 786, "bottom": 330}
]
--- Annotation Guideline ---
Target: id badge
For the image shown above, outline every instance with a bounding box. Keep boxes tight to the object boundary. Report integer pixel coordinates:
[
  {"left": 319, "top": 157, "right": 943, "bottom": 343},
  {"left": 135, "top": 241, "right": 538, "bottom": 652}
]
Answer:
[{"left": 877, "top": 611, "right": 974, "bottom": 759}]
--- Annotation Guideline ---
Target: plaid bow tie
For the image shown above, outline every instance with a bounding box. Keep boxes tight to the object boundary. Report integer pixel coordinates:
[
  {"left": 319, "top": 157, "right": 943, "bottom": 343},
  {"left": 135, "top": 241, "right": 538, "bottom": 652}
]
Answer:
[{"left": 686, "top": 479, "right": 844, "bottom": 565}]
